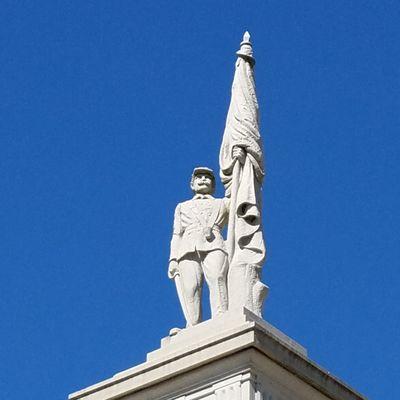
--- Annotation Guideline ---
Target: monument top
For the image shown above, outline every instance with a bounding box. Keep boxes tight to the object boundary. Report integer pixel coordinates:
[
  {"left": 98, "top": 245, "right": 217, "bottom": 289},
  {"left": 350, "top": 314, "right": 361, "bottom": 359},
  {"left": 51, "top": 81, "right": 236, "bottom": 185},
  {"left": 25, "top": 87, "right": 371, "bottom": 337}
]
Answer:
[
  {"left": 168, "top": 31, "right": 268, "bottom": 330},
  {"left": 237, "top": 31, "right": 255, "bottom": 64},
  {"left": 69, "top": 32, "right": 367, "bottom": 400}
]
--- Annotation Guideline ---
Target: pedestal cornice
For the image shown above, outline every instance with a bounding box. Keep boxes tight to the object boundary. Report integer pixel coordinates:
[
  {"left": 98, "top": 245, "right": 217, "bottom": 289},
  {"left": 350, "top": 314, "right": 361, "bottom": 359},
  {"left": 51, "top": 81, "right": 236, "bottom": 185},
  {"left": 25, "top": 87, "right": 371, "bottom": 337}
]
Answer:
[{"left": 69, "top": 309, "right": 366, "bottom": 400}]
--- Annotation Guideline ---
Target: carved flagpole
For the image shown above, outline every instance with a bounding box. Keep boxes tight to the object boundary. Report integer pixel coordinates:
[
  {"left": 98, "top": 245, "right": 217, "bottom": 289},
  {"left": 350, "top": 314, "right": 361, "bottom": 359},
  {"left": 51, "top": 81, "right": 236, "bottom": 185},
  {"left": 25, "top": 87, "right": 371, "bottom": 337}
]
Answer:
[{"left": 226, "top": 160, "right": 240, "bottom": 262}]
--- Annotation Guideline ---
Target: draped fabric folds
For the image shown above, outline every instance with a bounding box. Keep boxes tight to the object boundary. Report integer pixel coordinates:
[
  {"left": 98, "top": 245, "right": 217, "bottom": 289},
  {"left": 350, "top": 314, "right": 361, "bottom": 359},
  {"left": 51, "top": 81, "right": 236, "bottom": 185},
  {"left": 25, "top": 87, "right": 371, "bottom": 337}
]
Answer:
[{"left": 219, "top": 33, "right": 266, "bottom": 270}]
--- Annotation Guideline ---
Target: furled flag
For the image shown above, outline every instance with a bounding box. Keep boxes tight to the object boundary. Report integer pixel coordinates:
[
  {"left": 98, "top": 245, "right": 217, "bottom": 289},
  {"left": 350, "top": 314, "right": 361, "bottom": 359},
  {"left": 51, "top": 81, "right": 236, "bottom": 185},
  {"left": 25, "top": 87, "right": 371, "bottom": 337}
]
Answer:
[{"left": 219, "top": 32, "right": 268, "bottom": 315}]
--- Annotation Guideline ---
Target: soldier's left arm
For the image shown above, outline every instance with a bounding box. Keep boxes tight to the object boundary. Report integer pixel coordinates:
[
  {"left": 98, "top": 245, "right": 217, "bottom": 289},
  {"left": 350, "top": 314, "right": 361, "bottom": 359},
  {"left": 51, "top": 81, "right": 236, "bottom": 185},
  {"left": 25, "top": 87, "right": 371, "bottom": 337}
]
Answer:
[{"left": 220, "top": 197, "right": 230, "bottom": 228}]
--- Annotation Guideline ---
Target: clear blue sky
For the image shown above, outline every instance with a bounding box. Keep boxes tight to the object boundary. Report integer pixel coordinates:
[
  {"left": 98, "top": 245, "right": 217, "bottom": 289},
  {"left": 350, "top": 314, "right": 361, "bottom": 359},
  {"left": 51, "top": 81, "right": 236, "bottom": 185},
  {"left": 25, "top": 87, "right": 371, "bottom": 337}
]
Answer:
[{"left": 1, "top": 1, "right": 399, "bottom": 399}]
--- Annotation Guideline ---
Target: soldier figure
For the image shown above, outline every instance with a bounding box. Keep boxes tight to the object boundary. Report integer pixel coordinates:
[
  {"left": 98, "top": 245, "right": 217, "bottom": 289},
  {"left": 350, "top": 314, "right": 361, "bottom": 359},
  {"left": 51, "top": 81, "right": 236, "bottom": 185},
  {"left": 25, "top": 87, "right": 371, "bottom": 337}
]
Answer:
[
  {"left": 169, "top": 150, "right": 245, "bottom": 327},
  {"left": 168, "top": 167, "right": 228, "bottom": 326}
]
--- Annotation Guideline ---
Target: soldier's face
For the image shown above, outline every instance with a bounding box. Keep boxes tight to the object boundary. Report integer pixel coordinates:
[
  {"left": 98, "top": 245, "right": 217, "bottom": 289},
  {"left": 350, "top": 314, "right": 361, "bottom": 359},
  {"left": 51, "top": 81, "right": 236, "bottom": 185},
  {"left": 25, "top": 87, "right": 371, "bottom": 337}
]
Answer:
[{"left": 192, "top": 174, "right": 213, "bottom": 194}]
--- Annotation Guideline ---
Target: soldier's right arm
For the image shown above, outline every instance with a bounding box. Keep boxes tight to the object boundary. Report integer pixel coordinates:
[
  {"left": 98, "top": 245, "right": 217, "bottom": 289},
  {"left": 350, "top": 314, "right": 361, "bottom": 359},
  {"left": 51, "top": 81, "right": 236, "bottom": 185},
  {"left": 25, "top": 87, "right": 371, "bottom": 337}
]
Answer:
[
  {"left": 168, "top": 204, "right": 182, "bottom": 278},
  {"left": 172, "top": 203, "right": 183, "bottom": 236}
]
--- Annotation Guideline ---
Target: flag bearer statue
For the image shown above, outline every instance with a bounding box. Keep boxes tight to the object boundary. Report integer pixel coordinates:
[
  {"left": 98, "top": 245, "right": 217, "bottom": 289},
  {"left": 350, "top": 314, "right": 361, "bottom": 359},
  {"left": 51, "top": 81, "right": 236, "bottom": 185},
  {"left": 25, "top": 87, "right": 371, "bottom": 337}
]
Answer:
[{"left": 168, "top": 32, "right": 268, "bottom": 327}]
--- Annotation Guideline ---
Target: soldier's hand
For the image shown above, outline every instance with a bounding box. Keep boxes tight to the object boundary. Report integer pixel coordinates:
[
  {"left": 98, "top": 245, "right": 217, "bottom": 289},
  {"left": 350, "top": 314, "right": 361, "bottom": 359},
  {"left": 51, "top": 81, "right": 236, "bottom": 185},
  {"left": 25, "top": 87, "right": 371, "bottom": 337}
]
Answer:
[
  {"left": 232, "top": 146, "right": 246, "bottom": 165},
  {"left": 168, "top": 260, "right": 179, "bottom": 279}
]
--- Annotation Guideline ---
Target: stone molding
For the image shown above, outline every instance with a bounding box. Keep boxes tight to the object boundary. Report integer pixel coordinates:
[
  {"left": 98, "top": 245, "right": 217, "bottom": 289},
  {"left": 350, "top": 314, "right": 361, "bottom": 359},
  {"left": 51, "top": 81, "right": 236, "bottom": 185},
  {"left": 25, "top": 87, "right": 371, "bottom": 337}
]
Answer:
[{"left": 69, "top": 309, "right": 366, "bottom": 400}]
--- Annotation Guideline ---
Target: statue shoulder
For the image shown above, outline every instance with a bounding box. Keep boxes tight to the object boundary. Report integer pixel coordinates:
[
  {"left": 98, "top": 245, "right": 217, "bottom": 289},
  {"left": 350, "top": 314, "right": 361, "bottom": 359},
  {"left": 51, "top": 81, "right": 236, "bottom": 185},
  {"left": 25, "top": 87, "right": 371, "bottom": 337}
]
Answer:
[
  {"left": 213, "top": 196, "right": 228, "bottom": 204},
  {"left": 210, "top": 197, "right": 229, "bottom": 212},
  {"left": 181, "top": 198, "right": 194, "bottom": 206},
  {"left": 213, "top": 197, "right": 224, "bottom": 205},
  {"left": 177, "top": 199, "right": 194, "bottom": 211}
]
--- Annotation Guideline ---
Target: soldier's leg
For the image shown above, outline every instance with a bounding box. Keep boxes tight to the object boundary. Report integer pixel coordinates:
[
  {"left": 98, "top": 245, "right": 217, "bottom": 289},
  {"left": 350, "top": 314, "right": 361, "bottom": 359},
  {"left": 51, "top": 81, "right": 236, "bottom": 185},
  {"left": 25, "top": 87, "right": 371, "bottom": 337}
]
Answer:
[
  {"left": 178, "top": 253, "right": 203, "bottom": 326},
  {"left": 201, "top": 250, "right": 228, "bottom": 318}
]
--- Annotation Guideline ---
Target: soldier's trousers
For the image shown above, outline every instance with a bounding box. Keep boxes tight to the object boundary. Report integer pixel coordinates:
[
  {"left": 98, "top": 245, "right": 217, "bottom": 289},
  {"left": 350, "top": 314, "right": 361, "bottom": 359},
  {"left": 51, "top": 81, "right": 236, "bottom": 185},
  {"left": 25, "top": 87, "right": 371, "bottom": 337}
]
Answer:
[{"left": 178, "top": 249, "right": 228, "bottom": 326}]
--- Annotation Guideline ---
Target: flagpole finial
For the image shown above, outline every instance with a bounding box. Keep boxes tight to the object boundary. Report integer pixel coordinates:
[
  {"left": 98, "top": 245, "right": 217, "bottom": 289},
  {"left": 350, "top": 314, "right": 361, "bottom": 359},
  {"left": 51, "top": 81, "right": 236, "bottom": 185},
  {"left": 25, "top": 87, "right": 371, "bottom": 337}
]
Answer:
[{"left": 236, "top": 30, "right": 255, "bottom": 65}]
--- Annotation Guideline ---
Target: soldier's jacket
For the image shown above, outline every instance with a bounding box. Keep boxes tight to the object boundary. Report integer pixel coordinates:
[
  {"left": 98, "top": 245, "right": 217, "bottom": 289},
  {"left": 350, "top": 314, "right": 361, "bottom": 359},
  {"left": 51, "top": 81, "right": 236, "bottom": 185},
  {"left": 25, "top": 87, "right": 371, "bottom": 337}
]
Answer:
[{"left": 169, "top": 194, "right": 230, "bottom": 262}]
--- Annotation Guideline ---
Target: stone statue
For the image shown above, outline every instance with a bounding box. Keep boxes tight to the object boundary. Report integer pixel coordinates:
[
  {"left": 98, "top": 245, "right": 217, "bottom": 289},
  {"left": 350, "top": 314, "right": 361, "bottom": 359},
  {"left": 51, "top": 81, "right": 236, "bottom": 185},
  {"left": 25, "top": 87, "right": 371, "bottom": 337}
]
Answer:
[
  {"left": 168, "top": 163, "right": 243, "bottom": 327},
  {"left": 169, "top": 32, "right": 268, "bottom": 327}
]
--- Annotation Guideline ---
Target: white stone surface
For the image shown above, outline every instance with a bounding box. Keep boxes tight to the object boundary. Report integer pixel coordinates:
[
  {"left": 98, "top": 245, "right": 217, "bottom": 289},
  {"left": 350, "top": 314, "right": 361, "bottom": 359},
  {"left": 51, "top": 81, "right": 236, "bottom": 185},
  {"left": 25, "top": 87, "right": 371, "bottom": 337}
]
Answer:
[
  {"left": 69, "top": 309, "right": 365, "bottom": 400},
  {"left": 219, "top": 32, "right": 267, "bottom": 316},
  {"left": 168, "top": 33, "right": 269, "bottom": 328},
  {"left": 168, "top": 168, "right": 229, "bottom": 327},
  {"left": 149, "top": 307, "right": 307, "bottom": 362}
]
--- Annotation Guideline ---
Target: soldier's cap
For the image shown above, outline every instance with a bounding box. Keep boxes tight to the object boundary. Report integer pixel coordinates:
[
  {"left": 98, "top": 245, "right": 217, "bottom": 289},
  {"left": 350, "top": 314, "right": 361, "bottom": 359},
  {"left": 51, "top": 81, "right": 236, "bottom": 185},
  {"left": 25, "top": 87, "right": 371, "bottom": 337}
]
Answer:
[{"left": 191, "top": 167, "right": 215, "bottom": 179}]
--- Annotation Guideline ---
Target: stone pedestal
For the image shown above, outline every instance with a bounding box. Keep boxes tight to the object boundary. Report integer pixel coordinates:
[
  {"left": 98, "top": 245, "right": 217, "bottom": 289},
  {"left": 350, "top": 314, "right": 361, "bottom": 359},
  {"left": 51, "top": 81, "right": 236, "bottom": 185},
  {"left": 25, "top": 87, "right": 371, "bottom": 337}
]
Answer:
[{"left": 69, "top": 309, "right": 366, "bottom": 400}]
